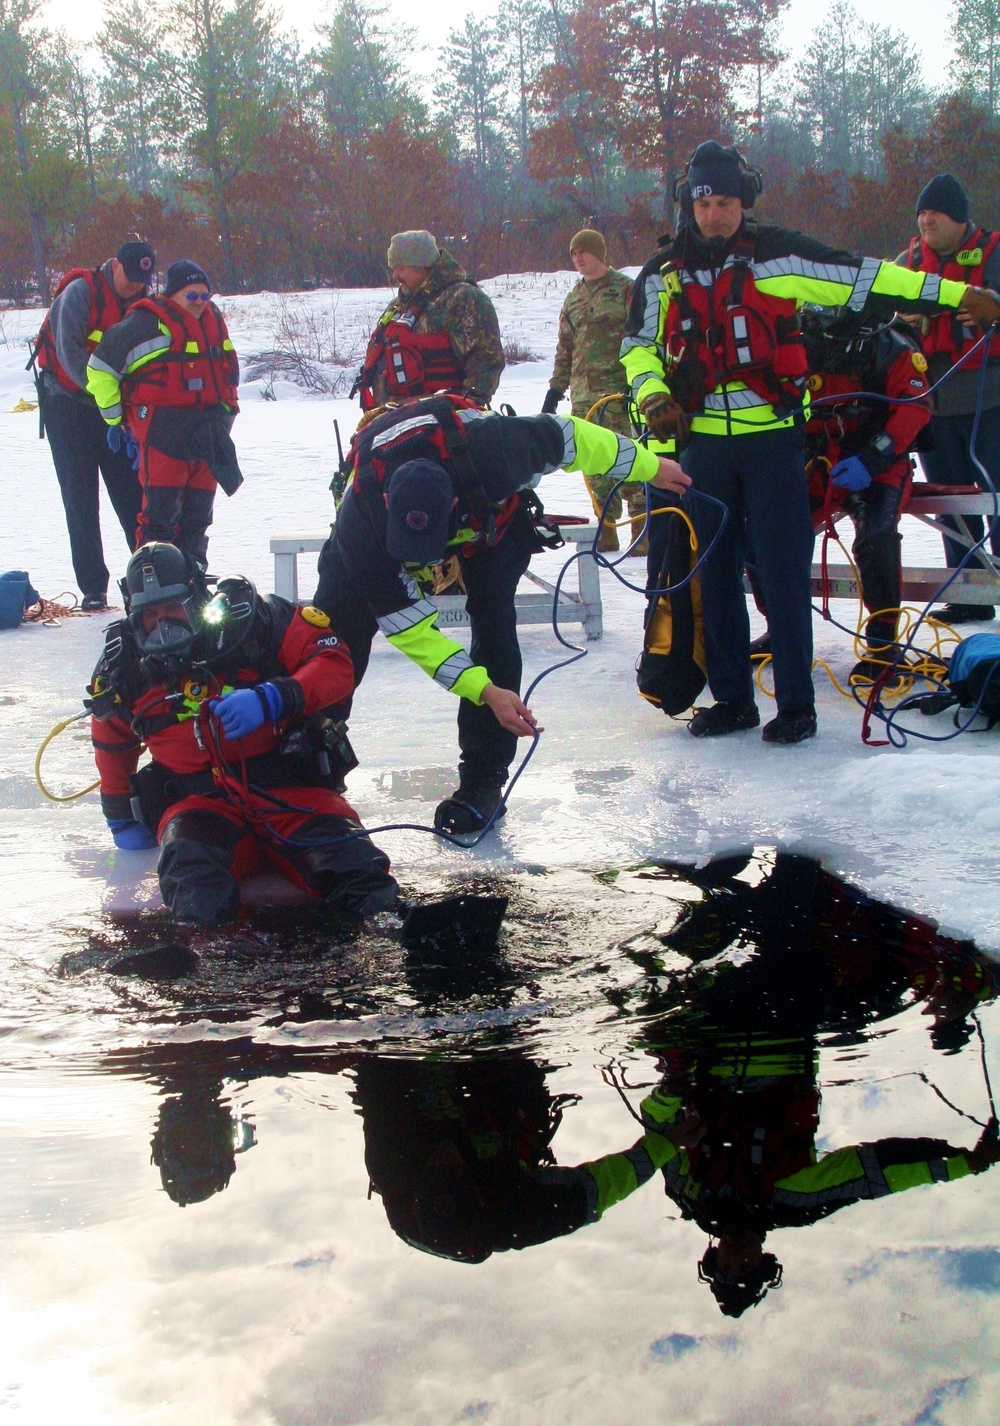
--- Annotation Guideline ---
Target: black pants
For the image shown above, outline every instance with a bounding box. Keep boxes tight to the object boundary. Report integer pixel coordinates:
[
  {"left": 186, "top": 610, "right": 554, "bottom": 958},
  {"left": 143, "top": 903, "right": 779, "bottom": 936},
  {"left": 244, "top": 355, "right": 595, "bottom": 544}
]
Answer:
[
  {"left": 43, "top": 394, "right": 142, "bottom": 596},
  {"left": 683, "top": 426, "right": 815, "bottom": 713},
  {"left": 842, "top": 481, "right": 905, "bottom": 640},
  {"left": 314, "top": 523, "right": 532, "bottom": 789},
  {"left": 157, "top": 801, "right": 398, "bottom": 926},
  {"left": 920, "top": 406, "right": 1000, "bottom": 567}
]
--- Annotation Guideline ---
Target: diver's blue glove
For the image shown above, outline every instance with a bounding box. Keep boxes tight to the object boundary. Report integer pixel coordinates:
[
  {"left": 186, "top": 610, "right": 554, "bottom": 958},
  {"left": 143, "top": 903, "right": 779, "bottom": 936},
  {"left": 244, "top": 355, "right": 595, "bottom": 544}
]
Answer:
[
  {"left": 830, "top": 455, "right": 873, "bottom": 492},
  {"left": 107, "top": 817, "right": 158, "bottom": 850},
  {"left": 106, "top": 423, "right": 124, "bottom": 453},
  {"left": 124, "top": 428, "right": 139, "bottom": 471},
  {"left": 209, "top": 683, "right": 283, "bottom": 740}
]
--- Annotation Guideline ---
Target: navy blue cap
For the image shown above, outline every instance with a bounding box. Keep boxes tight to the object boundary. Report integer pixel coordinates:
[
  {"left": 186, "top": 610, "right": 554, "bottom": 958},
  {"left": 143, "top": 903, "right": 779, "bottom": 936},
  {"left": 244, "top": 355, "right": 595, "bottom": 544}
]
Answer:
[
  {"left": 165, "top": 259, "right": 212, "bottom": 297},
  {"left": 687, "top": 141, "right": 743, "bottom": 202},
  {"left": 385, "top": 459, "right": 454, "bottom": 565},
  {"left": 916, "top": 174, "right": 970, "bottom": 225},
  {"left": 116, "top": 239, "right": 156, "bottom": 285}
]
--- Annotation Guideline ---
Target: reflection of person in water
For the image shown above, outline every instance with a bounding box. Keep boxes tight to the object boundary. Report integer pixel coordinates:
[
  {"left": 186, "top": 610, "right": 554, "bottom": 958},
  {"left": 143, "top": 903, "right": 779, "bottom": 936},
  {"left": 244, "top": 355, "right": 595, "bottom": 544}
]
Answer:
[
  {"left": 353, "top": 1056, "right": 589, "bottom": 1262},
  {"left": 106, "top": 1040, "right": 349, "bottom": 1208},
  {"left": 151, "top": 1078, "right": 253, "bottom": 1207},
  {"left": 577, "top": 851, "right": 1000, "bottom": 1315}
]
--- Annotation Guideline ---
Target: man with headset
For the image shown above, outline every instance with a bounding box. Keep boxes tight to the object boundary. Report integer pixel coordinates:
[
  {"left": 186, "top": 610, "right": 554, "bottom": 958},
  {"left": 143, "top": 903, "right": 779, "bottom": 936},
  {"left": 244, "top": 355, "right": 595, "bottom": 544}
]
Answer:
[{"left": 622, "top": 141, "right": 1000, "bottom": 743}]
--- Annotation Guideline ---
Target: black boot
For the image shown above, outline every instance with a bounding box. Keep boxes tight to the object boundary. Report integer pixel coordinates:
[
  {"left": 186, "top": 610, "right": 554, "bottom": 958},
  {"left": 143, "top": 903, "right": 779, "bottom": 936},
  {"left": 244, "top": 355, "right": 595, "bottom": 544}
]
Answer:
[
  {"left": 749, "top": 631, "right": 772, "bottom": 660},
  {"left": 851, "top": 613, "right": 903, "bottom": 684},
  {"left": 761, "top": 706, "right": 817, "bottom": 745},
  {"left": 688, "top": 700, "right": 760, "bottom": 738},
  {"left": 937, "top": 603, "right": 996, "bottom": 624},
  {"left": 434, "top": 785, "right": 507, "bottom": 835}
]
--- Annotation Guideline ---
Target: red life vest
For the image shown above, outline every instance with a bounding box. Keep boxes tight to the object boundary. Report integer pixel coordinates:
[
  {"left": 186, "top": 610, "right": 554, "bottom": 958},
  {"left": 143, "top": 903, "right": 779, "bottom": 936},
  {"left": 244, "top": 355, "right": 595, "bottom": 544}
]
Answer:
[
  {"left": 355, "top": 311, "right": 465, "bottom": 410},
  {"left": 123, "top": 296, "right": 239, "bottom": 413},
  {"left": 352, "top": 395, "right": 522, "bottom": 549},
  {"left": 906, "top": 228, "right": 1000, "bottom": 366},
  {"left": 663, "top": 233, "right": 809, "bottom": 415},
  {"left": 34, "top": 267, "right": 126, "bottom": 394}
]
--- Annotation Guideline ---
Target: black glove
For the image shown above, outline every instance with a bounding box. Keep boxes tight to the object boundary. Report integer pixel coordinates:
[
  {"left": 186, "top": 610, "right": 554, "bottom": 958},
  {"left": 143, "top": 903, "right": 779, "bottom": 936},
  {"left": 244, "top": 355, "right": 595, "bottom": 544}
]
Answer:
[{"left": 541, "top": 388, "right": 563, "bottom": 415}]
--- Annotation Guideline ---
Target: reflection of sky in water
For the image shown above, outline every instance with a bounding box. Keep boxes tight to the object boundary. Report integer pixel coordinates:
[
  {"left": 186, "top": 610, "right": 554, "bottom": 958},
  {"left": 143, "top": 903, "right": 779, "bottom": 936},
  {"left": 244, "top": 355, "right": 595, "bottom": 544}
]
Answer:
[{"left": 2, "top": 851, "right": 1000, "bottom": 1423}]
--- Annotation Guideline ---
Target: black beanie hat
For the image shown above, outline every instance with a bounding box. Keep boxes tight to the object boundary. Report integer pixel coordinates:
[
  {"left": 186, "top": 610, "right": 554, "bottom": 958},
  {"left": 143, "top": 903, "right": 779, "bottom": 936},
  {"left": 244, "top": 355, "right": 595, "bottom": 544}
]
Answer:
[
  {"left": 165, "top": 259, "right": 212, "bottom": 298},
  {"left": 916, "top": 174, "right": 970, "bottom": 225},
  {"left": 116, "top": 239, "right": 156, "bottom": 286},
  {"left": 687, "top": 141, "right": 743, "bottom": 203}
]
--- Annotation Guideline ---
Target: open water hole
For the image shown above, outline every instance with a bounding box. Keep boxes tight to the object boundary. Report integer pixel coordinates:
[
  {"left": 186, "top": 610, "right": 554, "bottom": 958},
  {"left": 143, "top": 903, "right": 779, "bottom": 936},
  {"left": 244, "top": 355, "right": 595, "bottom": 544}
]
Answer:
[{"left": 1, "top": 848, "right": 999, "bottom": 1425}]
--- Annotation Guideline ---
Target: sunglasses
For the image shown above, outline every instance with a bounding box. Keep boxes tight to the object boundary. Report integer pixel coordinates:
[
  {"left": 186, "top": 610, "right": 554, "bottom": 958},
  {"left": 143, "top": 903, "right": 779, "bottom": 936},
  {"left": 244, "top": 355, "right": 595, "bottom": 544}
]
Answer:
[{"left": 183, "top": 291, "right": 211, "bottom": 302}]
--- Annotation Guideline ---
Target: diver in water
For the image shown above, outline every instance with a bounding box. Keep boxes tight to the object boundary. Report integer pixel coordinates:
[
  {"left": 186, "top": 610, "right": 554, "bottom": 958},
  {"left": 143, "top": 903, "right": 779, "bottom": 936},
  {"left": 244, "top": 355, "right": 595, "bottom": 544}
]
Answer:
[{"left": 88, "top": 541, "right": 399, "bottom": 925}]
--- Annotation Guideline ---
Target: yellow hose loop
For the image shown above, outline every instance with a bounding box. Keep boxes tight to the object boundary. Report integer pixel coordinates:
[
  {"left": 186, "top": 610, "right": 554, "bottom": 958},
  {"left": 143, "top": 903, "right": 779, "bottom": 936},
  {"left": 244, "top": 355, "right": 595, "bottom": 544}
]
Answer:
[
  {"left": 603, "top": 497, "right": 699, "bottom": 549},
  {"left": 584, "top": 394, "right": 629, "bottom": 425},
  {"left": 35, "top": 712, "right": 100, "bottom": 803}
]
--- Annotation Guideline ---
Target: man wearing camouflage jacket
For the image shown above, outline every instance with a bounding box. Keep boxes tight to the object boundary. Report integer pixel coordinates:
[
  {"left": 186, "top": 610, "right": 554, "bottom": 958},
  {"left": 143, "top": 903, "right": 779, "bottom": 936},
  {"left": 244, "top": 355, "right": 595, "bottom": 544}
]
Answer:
[
  {"left": 352, "top": 230, "right": 504, "bottom": 410},
  {"left": 543, "top": 230, "right": 645, "bottom": 553}
]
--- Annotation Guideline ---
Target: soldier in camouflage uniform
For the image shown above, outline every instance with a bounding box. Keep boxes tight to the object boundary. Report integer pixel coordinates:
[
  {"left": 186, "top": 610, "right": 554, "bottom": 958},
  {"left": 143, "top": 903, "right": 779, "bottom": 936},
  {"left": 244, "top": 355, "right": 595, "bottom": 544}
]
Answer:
[
  {"left": 543, "top": 230, "right": 644, "bottom": 553},
  {"left": 353, "top": 230, "right": 505, "bottom": 410}
]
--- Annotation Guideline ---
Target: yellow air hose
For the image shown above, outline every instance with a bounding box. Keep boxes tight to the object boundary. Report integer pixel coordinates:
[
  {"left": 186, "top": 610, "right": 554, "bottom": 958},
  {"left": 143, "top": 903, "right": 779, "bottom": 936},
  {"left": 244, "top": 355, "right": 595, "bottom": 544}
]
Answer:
[{"left": 35, "top": 711, "right": 101, "bottom": 802}]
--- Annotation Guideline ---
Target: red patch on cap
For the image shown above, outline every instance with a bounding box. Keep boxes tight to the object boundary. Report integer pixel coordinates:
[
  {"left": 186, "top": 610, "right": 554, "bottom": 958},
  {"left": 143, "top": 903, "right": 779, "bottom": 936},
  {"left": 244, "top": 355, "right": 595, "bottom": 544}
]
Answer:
[{"left": 406, "top": 510, "right": 429, "bottom": 529}]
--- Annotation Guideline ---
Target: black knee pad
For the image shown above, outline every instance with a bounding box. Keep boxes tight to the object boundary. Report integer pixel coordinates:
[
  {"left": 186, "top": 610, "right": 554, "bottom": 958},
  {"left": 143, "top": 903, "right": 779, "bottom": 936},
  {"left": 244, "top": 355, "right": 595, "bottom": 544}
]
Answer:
[{"left": 158, "top": 812, "right": 243, "bottom": 925}]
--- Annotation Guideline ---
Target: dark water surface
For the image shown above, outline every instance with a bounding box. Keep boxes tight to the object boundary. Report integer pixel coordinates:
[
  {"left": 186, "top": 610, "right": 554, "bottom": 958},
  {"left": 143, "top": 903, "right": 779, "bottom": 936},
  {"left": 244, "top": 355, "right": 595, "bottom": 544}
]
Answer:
[{"left": 3, "top": 850, "right": 999, "bottom": 1425}]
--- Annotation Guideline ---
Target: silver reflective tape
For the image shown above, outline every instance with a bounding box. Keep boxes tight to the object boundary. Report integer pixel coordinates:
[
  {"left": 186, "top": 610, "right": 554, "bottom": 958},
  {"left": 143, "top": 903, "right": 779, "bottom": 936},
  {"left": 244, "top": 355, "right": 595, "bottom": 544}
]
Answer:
[
  {"left": 606, "top": 438, "right": 638, "bottom": 480},
  {"left": 624, "top": 1142, "right": 658, "bottom": 1187},
  {"left": 377, "top": 599, "right": 438, "bottom": 636},
  {"left": 847, "top": 256, "right": 882, "bottom": 311},
  {"left": 371, "top": 413, "right": 438, "bottom": 448},
  {"left": 554, "top": 415, "right": 576, "bottom": 466},
  {"left": 753, "top": 255, "right": 860, "bottom": 286},
  {"left": 433, "top": 650, "right": 474, "bottom": 689},
  {"left": 704, "top": 388, "right": 768, "bottom": 410},
  {"left": 922, "top": 273, "right": 942, "bottom": 304},
  {"left": 125, "top": 335, "right": 170, "bottom": 370}
]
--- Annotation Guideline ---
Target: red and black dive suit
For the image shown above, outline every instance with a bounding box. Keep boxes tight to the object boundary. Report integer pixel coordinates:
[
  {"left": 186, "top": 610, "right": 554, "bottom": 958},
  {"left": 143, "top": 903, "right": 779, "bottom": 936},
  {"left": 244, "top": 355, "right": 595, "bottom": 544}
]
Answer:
[
  {"left": 88, "top": 589, "right": 396, "bottom": 925},
  {"left": 803, "top": 319, "right": 932, "bottom": 653},
  {"left": 87, "top": 296, "right": 242, "bottom": 569}
]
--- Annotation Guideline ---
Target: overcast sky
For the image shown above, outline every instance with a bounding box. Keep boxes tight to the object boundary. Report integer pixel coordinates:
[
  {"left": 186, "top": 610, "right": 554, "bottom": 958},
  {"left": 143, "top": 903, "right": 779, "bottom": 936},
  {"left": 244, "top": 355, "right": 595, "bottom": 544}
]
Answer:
[{"left": 40, "top": 0, "right": 954, "bottom": 89}]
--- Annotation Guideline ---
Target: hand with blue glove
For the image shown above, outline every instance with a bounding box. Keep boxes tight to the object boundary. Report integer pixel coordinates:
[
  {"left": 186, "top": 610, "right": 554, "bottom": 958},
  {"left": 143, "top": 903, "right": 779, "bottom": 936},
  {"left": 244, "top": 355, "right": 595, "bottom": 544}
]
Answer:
[
  {"left": 124, "top": 427, "right": 139, "bottom": 471},
  {"left": 209, "top": 683, "right": 283, "bottom": 740},
  {"left": 830, "top": 455, "right": 873, "bottom": 493},
  {"left": 106, "top": 423, "right": 125, "bottom": 454},
  {"left": 107, "top": 817, "right": 158, "bottom": 851}
]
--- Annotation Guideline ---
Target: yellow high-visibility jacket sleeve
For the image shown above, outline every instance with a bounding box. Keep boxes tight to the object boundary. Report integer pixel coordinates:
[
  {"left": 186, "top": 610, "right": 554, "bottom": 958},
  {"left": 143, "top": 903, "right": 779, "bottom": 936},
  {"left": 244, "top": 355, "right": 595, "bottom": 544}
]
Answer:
[
  {"left": 555, "top": 414, "right": 660, "bottom": 483},
  {"left": 377, "top": 599, "right": 491, "bottom": 704}
]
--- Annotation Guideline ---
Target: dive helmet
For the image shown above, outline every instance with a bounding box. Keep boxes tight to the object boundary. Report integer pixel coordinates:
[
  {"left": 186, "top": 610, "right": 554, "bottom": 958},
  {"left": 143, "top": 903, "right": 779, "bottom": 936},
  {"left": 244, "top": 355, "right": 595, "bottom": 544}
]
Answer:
[{"left": 125, "top": 543, "right": 201, "bottom": 661}]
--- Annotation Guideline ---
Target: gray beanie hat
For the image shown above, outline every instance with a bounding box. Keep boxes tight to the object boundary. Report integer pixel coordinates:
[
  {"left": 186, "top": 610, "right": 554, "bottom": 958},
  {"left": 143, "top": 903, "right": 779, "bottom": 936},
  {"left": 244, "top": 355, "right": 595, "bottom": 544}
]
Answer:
[{"left": 387, "top": 230, "right": 440, "bottom": 269}]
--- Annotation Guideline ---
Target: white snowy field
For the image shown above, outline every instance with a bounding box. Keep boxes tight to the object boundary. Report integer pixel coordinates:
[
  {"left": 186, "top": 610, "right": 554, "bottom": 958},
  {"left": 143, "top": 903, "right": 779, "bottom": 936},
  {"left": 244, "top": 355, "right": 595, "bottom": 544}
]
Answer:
[{"left": 2, "top": 271, "right": 999, "bottom": 953}]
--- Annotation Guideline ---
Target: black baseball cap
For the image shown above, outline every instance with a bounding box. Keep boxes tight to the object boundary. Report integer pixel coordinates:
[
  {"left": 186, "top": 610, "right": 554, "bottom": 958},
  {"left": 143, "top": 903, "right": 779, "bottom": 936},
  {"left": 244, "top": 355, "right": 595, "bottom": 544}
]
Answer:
[{"left": 116, "top": 239, "right": 156, "bottom": 286}]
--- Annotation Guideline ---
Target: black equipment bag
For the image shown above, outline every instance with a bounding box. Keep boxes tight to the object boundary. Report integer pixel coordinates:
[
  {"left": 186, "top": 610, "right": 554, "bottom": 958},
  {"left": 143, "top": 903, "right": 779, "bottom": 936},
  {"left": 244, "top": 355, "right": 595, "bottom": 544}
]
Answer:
[{"left": 636, "top": 488, "right": 706, "bottom": 716}]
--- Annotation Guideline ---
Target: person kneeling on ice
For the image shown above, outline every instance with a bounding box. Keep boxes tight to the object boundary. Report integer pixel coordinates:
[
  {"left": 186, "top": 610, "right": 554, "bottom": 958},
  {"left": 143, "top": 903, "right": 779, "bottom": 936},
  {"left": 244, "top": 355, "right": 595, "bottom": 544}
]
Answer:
[
  {"left": 87, "top": 542, "right": 399, "bottom": 926},
  {"left": 314, "top": 396, "right": 690, "bottom": 833}
]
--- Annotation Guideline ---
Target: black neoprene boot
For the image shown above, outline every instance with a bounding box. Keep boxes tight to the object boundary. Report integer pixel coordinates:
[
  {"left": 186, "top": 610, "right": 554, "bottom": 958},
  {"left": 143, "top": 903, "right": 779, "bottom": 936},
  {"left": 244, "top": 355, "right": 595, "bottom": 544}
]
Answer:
[
  {"left": 761, "top": 706, "right": 817, "bottom": 745},
  {"left": 688, "top": 700, "right": 760, "bottom": 738},
  {"left": 433, "top": 785, "right": 507, "bottom": 835}
]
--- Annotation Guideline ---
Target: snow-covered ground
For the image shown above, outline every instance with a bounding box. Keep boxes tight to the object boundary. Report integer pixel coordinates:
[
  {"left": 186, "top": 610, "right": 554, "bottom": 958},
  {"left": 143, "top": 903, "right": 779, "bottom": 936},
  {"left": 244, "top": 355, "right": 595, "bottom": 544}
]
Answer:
[{"left": 2, "top": 271, "right": 999, "bottom": 953}]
